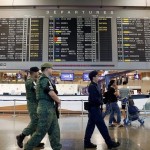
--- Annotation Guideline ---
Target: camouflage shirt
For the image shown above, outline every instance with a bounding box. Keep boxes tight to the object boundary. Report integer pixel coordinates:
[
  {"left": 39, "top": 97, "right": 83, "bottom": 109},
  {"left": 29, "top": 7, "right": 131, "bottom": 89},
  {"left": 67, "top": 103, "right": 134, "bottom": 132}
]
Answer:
[
  {"left": 36, "top": 74, "right": 54, "bottom": 104},
  {"left": 25, "top": 77, "right": 37, "bottom": 103}
]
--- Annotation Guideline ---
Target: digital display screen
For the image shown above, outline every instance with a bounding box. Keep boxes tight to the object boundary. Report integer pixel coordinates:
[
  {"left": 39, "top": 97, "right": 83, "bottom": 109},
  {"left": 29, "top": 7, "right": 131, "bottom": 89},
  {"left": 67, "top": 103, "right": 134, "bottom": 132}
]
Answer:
[
  {"left": 60, "top": 73, "right": 74, "bottom": 81},
  {"left": 49, "top": 18, "right": 112, "bottom": 62},
  {"left": 117, "top": 18, "right": 150, "bottom": 62},
  {"left": 16, "top": 73, "right": 22, "bottom": 79},
  {"left": 0, "top": 18, "right": 43, "bottom": 61},
  {"left": 82, "top": 73, "right": 90, "bottom": 81},
  {"left": 134, "top": 74, "right": 140, "bottom": 80}
]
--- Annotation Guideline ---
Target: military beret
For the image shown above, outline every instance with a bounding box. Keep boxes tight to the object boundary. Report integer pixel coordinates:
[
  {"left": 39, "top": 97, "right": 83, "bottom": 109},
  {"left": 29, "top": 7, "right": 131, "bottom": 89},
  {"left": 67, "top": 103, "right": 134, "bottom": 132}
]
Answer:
[
  {"left": 30, "top": 67, "right": 39, "bottom": 72},
  {"left": 41, "top": 63, "right": 53, "bottom": 68}
]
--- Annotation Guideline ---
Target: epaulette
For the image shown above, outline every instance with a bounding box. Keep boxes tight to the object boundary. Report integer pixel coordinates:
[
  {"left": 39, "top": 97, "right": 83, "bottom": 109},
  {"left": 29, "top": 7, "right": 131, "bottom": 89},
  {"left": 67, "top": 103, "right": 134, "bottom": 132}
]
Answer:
[{"left": 39, "top": 75, "right": 49, "bottom": 81}]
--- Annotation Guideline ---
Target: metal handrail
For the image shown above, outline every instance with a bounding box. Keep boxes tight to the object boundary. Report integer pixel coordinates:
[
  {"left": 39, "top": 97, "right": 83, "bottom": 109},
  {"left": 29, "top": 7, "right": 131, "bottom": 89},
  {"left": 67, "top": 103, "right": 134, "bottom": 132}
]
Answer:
[{"left": 0, "top": 99, "right": 88, "bottom": 117}]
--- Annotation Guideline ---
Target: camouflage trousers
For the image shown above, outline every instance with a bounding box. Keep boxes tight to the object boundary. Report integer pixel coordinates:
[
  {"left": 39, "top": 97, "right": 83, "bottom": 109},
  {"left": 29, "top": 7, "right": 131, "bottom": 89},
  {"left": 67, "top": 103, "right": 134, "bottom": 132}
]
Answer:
[
  {"left": 23, "top": 101, "right": 38, "bottom": 136},
  {"left": 24, "top": 101, "right": 62, "bottom": 150}
]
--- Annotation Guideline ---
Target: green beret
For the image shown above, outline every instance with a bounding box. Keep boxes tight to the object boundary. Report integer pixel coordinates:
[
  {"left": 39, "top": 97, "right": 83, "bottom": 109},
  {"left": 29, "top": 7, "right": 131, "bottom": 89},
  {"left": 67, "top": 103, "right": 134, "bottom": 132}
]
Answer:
[{"left": 41, "top": 63, "right": 53, "bottom": 68}]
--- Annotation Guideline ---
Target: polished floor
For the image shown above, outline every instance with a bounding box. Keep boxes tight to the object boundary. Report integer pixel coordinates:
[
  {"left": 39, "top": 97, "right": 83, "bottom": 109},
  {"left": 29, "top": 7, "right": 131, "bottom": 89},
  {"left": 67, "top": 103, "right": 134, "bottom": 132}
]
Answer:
[{"left": 0, "top": 114, "right": 150, "bottom": 150}]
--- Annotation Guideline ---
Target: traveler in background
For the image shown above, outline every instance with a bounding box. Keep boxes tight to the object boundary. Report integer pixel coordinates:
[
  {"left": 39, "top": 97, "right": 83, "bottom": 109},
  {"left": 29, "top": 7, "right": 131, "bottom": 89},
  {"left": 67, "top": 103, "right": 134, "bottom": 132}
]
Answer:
[
  {"left": 84, "top": 71, "right": 120, "bottom": 149},
  {"left": 119, "top": 81, "right": 130, "bottom": 119},
  {"left": 102, "top": 90, "right": 117, "bottom": 124},
  {"left": 24, "top": 63, "right": 62, "bottom": 150},
  {"left": 102, "top": 83, "right": 117, "bottom": 123},
  {"left": 108, "top": 80, "right": 123, "bottom": 127},
  {"left": 16, "top": 67, "right": 44, "bottom": 148}
]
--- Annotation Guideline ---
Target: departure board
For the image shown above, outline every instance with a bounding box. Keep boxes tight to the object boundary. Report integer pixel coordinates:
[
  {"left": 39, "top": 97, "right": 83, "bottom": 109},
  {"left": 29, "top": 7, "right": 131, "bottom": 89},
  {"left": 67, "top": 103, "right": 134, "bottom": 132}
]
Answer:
[
  {"left": 99, "top": 18, "right": 112, "bottom": 61},
  {"left": 28, "top": 18, "right": 43, "bottom": 61},
  {"left": 117, "top": 18, "right": 150, "bottom": 62},
  {"left": 0, "top": 18, "right": 43, "bottom": 61},
  {"left": 48, "top": 18, "right": 112, "bottom": 62}
]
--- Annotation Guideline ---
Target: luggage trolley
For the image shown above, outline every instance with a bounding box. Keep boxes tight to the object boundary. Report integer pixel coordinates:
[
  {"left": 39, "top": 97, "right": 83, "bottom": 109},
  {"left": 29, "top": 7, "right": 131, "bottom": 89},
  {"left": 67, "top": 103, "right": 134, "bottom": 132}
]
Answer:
[{"left": 123, "top": 98, "right": 145, "bottom": 126}]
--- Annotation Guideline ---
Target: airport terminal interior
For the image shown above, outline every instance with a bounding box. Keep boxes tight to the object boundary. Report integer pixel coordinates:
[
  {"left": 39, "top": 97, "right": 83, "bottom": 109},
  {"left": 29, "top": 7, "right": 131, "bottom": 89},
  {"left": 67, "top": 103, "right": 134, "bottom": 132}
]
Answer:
[{"left": 1, "top": 0, "right": 150, "bottom": 150}]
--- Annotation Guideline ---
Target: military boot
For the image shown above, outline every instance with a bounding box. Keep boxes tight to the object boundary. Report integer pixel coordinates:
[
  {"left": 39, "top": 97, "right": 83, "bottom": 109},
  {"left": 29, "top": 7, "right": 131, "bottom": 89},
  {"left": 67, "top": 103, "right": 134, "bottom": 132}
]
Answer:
[
  {"left": 16, "top": 133, "right": 26, "bottom": 148},
  {"left": 36, "top": 143, "right": 45, "bottom": 148}
]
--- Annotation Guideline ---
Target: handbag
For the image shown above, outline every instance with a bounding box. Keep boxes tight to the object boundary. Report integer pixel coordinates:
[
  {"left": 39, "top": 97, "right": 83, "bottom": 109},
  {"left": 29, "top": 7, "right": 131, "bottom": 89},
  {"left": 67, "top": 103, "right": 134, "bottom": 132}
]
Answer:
[
  {"left": 122, "top": 98, "right": 128, "bottom": 105},
  {"left": 84, "top": 102, "right": 90, "bottom": 110}
]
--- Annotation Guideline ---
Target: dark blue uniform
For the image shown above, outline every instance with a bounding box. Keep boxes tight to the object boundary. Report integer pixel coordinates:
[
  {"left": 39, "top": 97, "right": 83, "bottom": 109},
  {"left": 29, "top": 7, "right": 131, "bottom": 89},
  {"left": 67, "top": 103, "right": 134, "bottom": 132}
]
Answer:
[{"left": 84, "top": 82, "right": 114, "bottom": 146}]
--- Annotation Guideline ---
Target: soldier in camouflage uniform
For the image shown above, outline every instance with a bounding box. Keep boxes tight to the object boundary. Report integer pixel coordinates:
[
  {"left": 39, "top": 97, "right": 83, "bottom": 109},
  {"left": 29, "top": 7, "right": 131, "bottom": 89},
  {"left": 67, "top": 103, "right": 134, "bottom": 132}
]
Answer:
[
  {"left": 16, "top": 67, "right": 44, "bottom": 148},
  {"left": 24, "top": 63, "right": 62, "bottom": 150}
]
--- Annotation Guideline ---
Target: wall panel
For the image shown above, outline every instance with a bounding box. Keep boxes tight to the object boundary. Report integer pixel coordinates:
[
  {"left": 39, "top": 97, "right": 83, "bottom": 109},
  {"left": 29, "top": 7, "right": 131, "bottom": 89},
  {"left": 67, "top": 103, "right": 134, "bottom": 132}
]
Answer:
[
  {"left": 146, "top": 0, "right": 150, "bottom": 6},
  {"left": 0, "top": 0, "right": 13, "bottom": 6},
  {"left": 102, "top": 0, "right": 146, "bottom": 7},
  {"left": 59, "top": 0, "right": 101, "bottom": 6},
  {"left": 13, "top": 0, "right": 58, "bottom": 6}
]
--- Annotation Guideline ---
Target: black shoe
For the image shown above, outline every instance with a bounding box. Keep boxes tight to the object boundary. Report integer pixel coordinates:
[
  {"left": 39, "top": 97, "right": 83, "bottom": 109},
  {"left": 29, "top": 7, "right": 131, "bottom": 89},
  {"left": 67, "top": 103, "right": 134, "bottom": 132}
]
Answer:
[
  {"left": 109, "top": 124, "right": 116, "bottom": 127},
  {"left": 117, "top": 124, "right": 124, "bottom": 127},
  {"left": 16, "top": 134, "right": 25, "bottom": 148},
  {"left": 84, "top": 142, "right": 97, "bottom": 148},
  {"left": 108, "top": 141, "right": 120, "bottom": 149},
  {"left": 36, "top": 142, "right": 45, "bottom": 148}
]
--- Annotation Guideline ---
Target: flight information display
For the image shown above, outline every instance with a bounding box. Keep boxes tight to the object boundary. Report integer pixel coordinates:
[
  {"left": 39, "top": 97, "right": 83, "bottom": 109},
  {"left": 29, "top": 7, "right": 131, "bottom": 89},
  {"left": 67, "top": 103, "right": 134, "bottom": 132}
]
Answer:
[
  {"left": 48, "top": 17, "right": 112, "bottom": 62},
  {"left": 117, "top": 18, "right": 150, "bottom": 62},
  {"left": 0, "top": 18, "right": 43, "bottom": 61}
]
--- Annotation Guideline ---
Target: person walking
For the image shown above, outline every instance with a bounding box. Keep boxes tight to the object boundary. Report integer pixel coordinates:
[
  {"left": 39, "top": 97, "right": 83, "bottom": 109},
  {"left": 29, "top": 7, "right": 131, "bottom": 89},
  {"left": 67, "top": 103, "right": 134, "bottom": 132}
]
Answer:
[
  {"left": 16, "top": 67, "right": 44, "bottom": 148},
  {"left": 119, "top": 81, "right": 130, "bottom": 119},
  {"left": 108, "top": 80, "right": 123, "bottom": 127},
  {"left": 102, "top": 90, "right": 117, "bottom": 124},
  {"left": 24, "top": 63, "right": 62, "bottom": 150},
  {"left": 84, "top": 71, "right": 120, "bottom": 149}
]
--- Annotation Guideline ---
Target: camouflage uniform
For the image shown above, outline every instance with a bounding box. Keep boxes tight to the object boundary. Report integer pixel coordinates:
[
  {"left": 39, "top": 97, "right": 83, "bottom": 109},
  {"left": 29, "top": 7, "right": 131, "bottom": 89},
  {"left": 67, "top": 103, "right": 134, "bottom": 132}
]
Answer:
[
  {"left": 24, "top": 74, "right": 62, "bottom": 150},
  {"left": 22, "top": 77, "right": 38, "bottom": 136}
]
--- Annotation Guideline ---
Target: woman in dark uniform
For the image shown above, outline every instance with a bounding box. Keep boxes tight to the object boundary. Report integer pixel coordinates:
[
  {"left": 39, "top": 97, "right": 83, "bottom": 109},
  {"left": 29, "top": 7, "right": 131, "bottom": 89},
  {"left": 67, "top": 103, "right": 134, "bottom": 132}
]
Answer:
[{"left": 84, "top": 71, "right": 120, "bottom": 149}]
